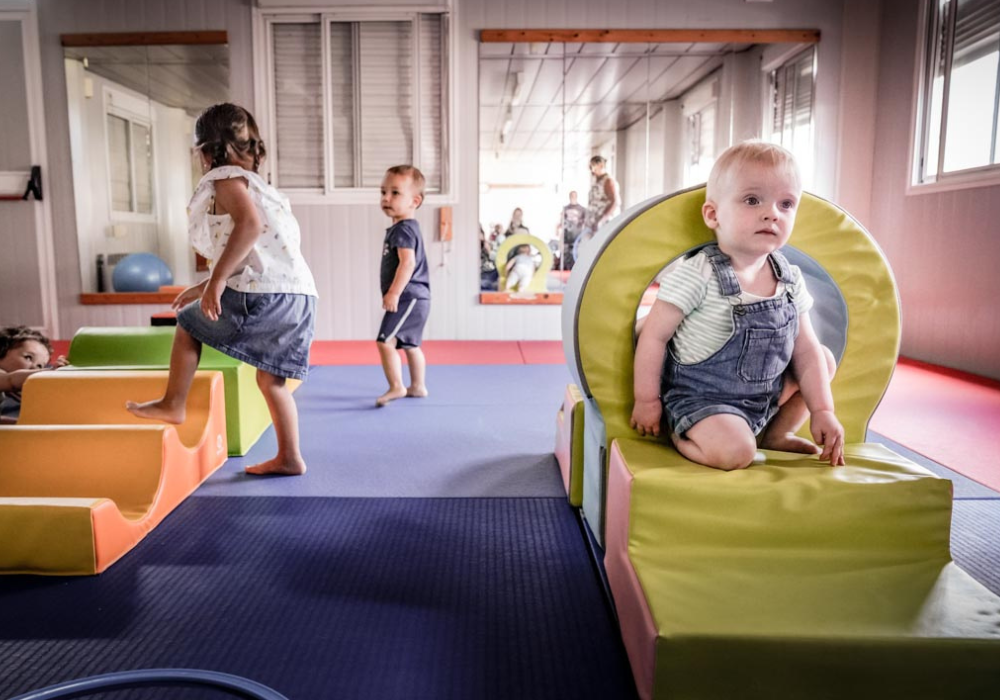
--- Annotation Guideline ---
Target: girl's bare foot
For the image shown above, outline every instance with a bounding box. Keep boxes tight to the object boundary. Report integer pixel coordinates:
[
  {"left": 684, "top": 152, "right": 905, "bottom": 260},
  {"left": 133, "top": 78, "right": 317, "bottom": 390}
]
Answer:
[
  {"left": 759, "top": 432, "right": 822, "bottom": 455},
  {"left": 406, "top": 386, "right": 428, "bottom": 398},
  {"left": 376, "top": 386, "right": 407, "bottom": 407},
  {"left": 125, "top": 399, "right": 185, "bottom": 424},
  {"left": 245, "top": 457, "right": 307, "bottom": 476}
]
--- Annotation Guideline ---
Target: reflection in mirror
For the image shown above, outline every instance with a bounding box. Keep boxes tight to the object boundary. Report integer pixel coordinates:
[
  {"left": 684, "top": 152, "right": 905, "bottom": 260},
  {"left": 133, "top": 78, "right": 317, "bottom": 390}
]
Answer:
[
  {"left": 63, "top": 38, "right": 229, "bottom": 293},
  {"left": 478, "top": 33, "right": 814, "bottom": 304}
]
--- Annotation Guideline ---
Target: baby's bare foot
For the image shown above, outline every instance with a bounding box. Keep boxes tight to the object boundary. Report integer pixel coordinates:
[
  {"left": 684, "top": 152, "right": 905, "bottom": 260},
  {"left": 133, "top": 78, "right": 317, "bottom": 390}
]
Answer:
[
  {"left": 125, "top": 399, "right": 185, "bottom": 424},
  {"left": 406, "top": 386, "right": 429, "bottom": 398},
  {"left": 760, "top": 433, "right": 821, "bottom": 455},
  {"left": 245, "top": 457, "right": 307, "bottom": 476},
  {"left": 376, "top": 387, "right": 408, "bottom": 407}
]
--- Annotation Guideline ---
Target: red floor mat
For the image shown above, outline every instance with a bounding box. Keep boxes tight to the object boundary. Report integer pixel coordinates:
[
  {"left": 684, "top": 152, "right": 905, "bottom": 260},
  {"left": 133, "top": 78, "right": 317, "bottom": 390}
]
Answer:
[
  {"left": 308, "top": 340, "right": 527, "bottom": 365},
  {"left": 871, "top": 358, "right": 1000, "bottom": 492},
  {"left": 518, "top": 341, "right": 567, "bottom": 364}
]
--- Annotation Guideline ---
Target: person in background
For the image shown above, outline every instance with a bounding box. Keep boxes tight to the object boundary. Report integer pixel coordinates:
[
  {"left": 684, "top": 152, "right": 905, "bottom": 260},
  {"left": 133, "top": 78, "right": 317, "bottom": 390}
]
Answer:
[
  {"left": 0, "top": 326, "right": 67, "bottom": 423},
  {"left": 577, "top": 155, "right": 621, "bottom": 258},
  {"left": 557, "top": 190, "right": 587, "bottom": 269}
]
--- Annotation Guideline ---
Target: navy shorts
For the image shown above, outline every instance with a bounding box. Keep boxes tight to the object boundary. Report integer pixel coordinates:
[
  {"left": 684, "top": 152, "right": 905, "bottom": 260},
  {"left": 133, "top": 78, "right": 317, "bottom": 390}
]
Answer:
[
  {"left": 377, "top": 298, "right": 429, "bottom": 348},
  {"left": 177, "top": 287, "right": 316, "bottom": 380}
]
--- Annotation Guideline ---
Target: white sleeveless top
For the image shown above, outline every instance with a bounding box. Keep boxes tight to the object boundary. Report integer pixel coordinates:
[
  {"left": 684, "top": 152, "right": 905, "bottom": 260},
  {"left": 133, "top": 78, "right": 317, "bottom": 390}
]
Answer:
[{"left": 187, "top": 166, "right": 318, "bottom": 296}]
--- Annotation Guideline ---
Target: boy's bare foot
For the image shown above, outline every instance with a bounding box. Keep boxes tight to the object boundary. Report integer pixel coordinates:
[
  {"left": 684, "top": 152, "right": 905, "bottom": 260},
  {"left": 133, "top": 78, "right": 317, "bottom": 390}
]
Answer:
[
  {"left": 759, "top": 432, "right": 822, "bottom": 455},
  {"left": 376, "top": 387, "right": 407, "bottom": 407},
  {"left": 245, "top": 457, "right": 307, "bottom": 476},
  {"left": 406, "top": 386, "right": 428, "bottom": 398},
  {"left": 125, "top": 399, "right": 185, "bottom": 424}
]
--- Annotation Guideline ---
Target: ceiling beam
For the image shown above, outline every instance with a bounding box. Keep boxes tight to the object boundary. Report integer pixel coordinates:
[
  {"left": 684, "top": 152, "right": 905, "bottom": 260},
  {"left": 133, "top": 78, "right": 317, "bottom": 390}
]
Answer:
[{"left": 479, "top": 29, "right": 819, "bottom": 44}]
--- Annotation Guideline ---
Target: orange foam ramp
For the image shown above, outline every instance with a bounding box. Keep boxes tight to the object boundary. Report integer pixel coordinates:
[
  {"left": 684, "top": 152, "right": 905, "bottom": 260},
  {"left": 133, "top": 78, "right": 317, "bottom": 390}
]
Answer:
[{"left": 0, "top": 370, "right": 228, "bottom": 575}]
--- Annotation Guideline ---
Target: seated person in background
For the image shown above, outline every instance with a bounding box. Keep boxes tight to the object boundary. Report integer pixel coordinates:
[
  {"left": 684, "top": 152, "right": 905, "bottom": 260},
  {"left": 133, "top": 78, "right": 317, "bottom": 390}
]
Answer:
[
  {"left": 631, "top": 140, "right": 844, "bottom": 471},
  {"left": 504, "top": 244, "right": 539, "bottom": 292},
  {"left": 0, "top": 326, "right": 67, "bottom": 423}
]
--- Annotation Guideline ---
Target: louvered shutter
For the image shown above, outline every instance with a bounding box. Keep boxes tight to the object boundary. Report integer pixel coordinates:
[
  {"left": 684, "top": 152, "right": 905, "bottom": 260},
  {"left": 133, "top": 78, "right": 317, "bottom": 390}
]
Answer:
[{"left": 273, "top": 23, "right": 324, "bottom": 189}]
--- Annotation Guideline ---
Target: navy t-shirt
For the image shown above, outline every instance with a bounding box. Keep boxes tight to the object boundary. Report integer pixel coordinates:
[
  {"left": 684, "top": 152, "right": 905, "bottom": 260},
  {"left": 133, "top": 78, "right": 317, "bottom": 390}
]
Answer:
[{"left": 381, "top": 218, "right": 430, "bottom": 300}]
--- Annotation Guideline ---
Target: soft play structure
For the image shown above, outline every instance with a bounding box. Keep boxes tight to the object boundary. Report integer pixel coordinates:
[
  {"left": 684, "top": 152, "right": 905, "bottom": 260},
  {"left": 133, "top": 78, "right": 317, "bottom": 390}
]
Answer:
[
  {"left": 495, "top": 232, "right": 554, "bottom": 292},
  {"left": 559, "top": 186, "right": 1000, "bottom": 698},
  {"left": 68, "top": 326, "right": 298, "bottom": 456},
  {"left": 0, "top": 370, "right": 228, "bottom": 575}
]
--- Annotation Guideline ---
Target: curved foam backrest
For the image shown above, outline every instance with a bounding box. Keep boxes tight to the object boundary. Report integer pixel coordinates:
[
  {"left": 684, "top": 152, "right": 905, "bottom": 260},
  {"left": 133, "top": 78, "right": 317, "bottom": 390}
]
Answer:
[
  {"left": 495, "top": 233, "right": 554, "bottom": 292},
  {"left": 562, "top": 186, "right": 900, "bottom": 445}
]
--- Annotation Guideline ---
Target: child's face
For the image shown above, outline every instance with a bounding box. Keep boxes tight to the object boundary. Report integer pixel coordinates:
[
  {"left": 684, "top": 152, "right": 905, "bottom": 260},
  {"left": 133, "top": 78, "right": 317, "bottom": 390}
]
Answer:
[
  {"left": 380, "top": 173, "right": 423, "bottom": 223},
  {"left": 0, "top": 340, "right": 50, "bottom": 372},
  {"left": 702, "top": 162, "right": 800, "bottom": 259}
]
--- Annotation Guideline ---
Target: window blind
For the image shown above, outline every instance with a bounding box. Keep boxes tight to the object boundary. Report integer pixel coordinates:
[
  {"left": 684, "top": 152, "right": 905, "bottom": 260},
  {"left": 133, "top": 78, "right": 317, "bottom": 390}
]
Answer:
[
  {"left": 107, "top": 114, "right": 132, "bottom": 212},
  {"left": 953, "top": 0, "right": 1000, "bottom": 68},
  {"left": 328, "top": 22, "right": 355, "bottom": 188},
  {"left": 419, "top": 14, "right": 444, "bottom": 192},
  {"left": 132, "top": 122, "right": 154, "bottom": 214},
  {"left": 273, "top": 22, "right": 324, "bottom": 188},
  {"left": 358, "top": 21, "right": 413, "bottom": 188}
]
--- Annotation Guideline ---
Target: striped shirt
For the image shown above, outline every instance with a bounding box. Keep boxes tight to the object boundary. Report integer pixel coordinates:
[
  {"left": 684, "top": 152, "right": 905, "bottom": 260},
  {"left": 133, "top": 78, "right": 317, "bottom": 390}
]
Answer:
[{"left": 656, "top": 251, "right": 813, "bottom": 364}]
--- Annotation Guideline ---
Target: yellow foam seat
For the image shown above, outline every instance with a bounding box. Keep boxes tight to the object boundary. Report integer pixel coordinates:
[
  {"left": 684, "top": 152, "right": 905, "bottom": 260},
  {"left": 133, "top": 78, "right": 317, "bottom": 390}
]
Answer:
[
  {"left": 560, "top": 187, "right": 1000, "bottom": 697},
  {"left": 554, "top": 383, "right": 585, "bottom": 506},
  {"left": 0, "top": 371, "right": 228, "bottom": 575}
]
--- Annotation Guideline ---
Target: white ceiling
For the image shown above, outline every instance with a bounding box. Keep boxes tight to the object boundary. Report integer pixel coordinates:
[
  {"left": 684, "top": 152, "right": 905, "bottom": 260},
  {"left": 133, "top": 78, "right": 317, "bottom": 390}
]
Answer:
[
  {"left": 480, "top": 41, "right": 755, "bottom": 156},
  {"left": 64, "top": 44, "right": 229, "bottom": 116}
]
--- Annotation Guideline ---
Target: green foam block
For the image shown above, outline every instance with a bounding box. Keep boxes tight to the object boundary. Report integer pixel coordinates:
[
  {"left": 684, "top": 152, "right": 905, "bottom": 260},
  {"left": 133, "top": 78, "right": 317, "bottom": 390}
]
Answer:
[{"left": 609, "top": 439, "right": 1000, "bottom": 699}]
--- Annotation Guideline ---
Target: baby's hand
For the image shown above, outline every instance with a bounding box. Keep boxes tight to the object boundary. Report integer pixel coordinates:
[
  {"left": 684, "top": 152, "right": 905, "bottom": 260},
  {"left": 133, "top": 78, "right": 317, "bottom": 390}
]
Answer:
[
  {"left": 50, "top": 355, "right": 69, "bottom": 368},
  {"left": 630, "top": 398, "right": 662, "bottom": 437},
  {"left": 810, "top": 410, "right": 845, "bottom": 466},
  {"left": 382, "top": 292, "right": 400, "bottom": 313}
]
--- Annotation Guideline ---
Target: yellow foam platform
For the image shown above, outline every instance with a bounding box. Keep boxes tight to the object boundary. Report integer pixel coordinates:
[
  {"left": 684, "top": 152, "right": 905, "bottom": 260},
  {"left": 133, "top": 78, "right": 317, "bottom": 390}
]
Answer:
[
  {"left": 560, "top": 187, "right": 1000, "bottom": 697},
  {"left": 0, "top": 370, "right": 228, "bottom": 575}
]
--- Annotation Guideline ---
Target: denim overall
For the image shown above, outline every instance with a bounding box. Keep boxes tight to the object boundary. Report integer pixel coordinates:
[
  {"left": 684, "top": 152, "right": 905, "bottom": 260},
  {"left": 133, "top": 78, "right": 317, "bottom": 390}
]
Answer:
[{"left": 662, "top": 243, "right": 799, "bottom": 438}]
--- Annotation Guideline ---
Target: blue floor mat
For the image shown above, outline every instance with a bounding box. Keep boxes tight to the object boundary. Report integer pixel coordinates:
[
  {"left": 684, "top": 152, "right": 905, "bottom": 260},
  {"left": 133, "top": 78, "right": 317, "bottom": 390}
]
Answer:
[{"left": 0, "top": 497, "right": 637, "bottom": 700}]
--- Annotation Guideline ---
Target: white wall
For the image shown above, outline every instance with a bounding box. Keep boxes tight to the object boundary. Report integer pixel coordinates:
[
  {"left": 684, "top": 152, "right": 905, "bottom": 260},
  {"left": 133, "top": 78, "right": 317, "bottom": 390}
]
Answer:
[{"left": 36, "top": 0, "right": 857, "bottom": 343}]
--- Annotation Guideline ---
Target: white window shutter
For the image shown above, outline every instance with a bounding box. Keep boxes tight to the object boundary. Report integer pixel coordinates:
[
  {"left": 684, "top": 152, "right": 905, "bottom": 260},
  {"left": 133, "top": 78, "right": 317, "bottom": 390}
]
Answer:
[
  {"left": 358, "top": 21, "right": 413, "bottom": 187},
  {"left": 132, "top": 122, "right": 154, "bottom": 214},
  {"left": 328, "top": 22, "right": 355, "bottom": 188},
  {"left": 419, "top": 14, "right": 444, "bottom": 192},
  {"left": 106, "top": 114, "right": 132, "bottom": 212},
  {"left": 273, "top": 23, "right": 324, "bottom": 188}
]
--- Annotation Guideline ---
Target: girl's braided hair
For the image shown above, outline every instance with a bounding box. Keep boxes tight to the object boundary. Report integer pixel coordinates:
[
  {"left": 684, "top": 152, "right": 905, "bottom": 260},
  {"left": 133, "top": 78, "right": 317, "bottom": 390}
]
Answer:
[
  {"left": 0, "top": 326, "right": 53, "bottom": 359},
  {"left": 195, "top": 103, "right": 266, "bottom": 172}
]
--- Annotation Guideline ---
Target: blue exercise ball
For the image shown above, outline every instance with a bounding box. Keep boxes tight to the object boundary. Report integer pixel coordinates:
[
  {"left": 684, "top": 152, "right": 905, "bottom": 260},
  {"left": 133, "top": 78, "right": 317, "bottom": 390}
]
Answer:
[{"left": 112, "top": 253, "right": 174, "bottom": 292}]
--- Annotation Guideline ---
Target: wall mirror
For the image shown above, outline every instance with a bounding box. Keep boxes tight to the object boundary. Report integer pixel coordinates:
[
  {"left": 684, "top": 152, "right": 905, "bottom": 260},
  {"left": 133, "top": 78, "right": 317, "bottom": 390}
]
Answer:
[
  {"left": 478, "top": 29, "right": 818, "bottom": 305},
  {"left": 62, "top": 32, "right": 229, "bottom": 295}
]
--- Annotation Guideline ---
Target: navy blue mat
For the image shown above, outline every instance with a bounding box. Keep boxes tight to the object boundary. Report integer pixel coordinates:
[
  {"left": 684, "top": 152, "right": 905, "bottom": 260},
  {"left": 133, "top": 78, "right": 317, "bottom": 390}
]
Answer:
[
  {"left": 0, "top": 497, "right": 637, "bottom": 700},
  {"left": 207, "top": 366, "right": 570, "bottom": 498}
]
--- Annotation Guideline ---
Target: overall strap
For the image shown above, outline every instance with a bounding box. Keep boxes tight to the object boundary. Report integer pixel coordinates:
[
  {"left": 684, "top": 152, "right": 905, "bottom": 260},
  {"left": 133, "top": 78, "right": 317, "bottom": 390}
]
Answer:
[
  {"left": 767, "top": 248, "right": 793, "bottom": 283},
  {"left": 701, "top": 244, "right": 741, "bottom": 297}
]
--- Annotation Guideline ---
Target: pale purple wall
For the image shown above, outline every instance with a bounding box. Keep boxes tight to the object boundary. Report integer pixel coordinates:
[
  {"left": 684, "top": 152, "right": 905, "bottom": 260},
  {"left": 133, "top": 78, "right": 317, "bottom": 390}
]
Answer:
[{"left": 869, "top": 0, "right": 1000, "bottom": 379}]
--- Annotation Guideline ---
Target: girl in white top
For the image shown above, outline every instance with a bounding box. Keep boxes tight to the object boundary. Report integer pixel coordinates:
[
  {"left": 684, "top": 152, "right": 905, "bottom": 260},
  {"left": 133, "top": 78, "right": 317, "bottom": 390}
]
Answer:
[{"left": 127, "top": 103, "right": 317, "bottom": 477}]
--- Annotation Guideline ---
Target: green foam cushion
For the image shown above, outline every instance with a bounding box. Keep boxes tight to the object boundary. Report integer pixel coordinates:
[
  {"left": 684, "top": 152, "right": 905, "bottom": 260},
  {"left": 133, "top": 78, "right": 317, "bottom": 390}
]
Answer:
[
  {"left": 68, "top": 327, "right": 270, "bottom": 456},
  {"left": 614, "top": 438, "right": 1000, "bottom": 697}
]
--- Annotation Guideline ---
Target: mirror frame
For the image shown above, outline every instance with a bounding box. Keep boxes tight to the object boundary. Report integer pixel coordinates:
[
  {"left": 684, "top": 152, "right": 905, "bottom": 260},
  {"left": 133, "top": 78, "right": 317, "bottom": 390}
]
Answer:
[
  {"left": 476, "top": 27, "right": 820, "bottom": 306},
  {"left": 62, "top": 31, "right": 229, "bottom": 305}
]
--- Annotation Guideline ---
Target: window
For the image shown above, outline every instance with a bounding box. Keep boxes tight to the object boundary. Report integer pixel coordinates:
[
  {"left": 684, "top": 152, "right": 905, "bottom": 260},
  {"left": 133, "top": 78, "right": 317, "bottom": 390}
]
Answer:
[
  {"left": 769, "top": 46, "right": 815, "bottom": 188},
  {"left": 106, "top": 109, "right": 154, "bottom": 216},
  {"left": 682, "top": 74, "right": 718, "bottom": 187},
  {"left": 914, "top": 0, "right": 1000, "bottom": 189},
  {"left": 262, "top": 12, "right": 449, "bottom": 196}
]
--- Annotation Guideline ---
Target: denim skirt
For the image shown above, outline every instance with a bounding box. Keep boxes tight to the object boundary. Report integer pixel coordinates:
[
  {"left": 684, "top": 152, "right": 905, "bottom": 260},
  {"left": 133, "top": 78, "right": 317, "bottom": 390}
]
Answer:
[{"left": 177, "top": 287, "right": 316, "bottom": 380}]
